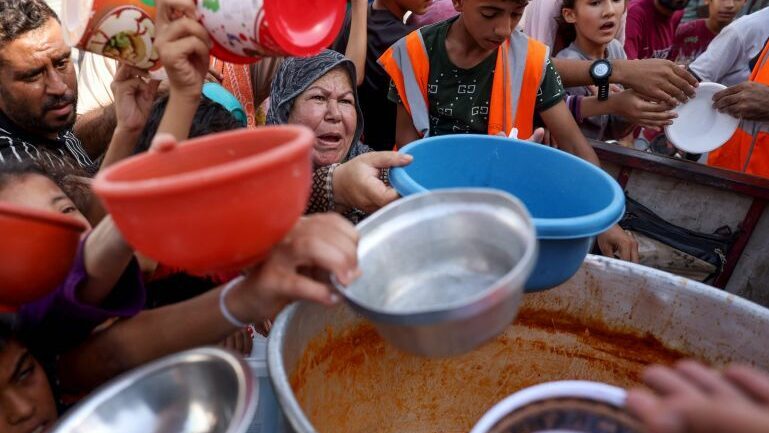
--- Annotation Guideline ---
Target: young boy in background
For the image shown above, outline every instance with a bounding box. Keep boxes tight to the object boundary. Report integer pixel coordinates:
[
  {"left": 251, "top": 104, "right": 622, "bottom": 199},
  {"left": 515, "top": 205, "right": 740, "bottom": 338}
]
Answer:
[
  {"left": 332, "top": 0, "right": 433, "bottom": 151},
  {"left": 380, "top": 0, "right": 639, "bottom": 262},
  {"left": 668, "top": 0, "right": 745, "bottom": 66}
]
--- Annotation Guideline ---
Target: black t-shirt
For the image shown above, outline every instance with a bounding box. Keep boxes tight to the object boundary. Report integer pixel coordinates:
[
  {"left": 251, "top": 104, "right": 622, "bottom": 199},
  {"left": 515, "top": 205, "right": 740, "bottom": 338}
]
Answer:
[
  {"left": 0, "top": 111, "right": 95, "bottom": 173},
  {"left": 387, "top": 18, "right": 565, "bottom": 137},
  {"left": 331, "top": 5, "right": 418, "bottom": 150}
]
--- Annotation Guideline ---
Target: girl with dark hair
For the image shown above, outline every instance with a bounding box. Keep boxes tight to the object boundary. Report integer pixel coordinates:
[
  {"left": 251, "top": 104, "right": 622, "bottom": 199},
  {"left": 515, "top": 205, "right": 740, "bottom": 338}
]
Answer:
[
  {"left": 0, "top": 162, "right": 146, "bottom": 357},
  {"left": 554, "top": 0, "right": 677, "bottom": 141}
]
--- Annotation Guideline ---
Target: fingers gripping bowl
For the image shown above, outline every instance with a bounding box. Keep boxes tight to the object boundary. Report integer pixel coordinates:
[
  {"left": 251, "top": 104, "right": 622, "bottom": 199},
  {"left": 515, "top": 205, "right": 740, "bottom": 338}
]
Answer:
[{"left": 335, "top": 189, "right": 538, "bottom": 357}]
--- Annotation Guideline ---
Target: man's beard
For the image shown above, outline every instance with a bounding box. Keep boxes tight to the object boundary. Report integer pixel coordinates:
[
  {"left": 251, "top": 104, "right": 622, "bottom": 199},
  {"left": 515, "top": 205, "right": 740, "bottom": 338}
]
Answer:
[{"left": 0, "top": 88, "right": 78, "bottom": 137}]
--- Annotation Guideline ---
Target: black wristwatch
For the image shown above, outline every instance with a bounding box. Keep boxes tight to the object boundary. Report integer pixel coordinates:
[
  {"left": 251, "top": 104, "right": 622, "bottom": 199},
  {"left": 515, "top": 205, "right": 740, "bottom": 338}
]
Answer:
[{"left": 589, "top": 59, "right": 612, "bottom": 101}]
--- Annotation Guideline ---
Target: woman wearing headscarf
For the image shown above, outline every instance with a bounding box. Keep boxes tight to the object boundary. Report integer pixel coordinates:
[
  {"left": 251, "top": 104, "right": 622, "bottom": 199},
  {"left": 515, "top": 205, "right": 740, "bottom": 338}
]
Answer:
[{"left": 267, "top": 50, "right": 411, "bottom": 222}]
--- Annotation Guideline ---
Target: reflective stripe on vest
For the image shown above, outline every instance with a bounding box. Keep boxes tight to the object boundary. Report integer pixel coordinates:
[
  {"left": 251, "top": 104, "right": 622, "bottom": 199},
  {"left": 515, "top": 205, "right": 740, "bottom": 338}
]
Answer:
[
  {"left": 708, "top": 40, "right": 769, "bottom": 177},
  {"left": 379, "top": 29, "right": 549, "bottom": 141}
]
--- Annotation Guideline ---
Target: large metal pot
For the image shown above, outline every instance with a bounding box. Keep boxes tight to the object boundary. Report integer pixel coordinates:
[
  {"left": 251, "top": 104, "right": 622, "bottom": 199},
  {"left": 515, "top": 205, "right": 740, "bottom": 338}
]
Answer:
[{"left": 268, "top": 256, "right": 769, "bottom": 433}]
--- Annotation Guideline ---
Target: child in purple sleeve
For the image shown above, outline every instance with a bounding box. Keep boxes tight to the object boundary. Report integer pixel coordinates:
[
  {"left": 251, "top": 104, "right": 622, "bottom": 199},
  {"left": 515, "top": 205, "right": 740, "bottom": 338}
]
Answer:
[{"left": 0, "top": 163, "right": 145, "bottom": 356}]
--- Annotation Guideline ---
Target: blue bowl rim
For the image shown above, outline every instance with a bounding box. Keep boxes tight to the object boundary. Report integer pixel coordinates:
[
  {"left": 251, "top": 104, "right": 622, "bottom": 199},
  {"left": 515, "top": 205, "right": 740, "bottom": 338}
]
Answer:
[{"left": 390, "top": 135, "right": 626, "bottom": 240}]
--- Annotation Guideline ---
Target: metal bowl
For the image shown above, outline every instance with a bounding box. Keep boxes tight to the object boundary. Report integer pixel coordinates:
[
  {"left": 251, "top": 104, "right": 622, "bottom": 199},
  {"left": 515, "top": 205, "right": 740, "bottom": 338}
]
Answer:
[
  {"left": 50, "top": 348, "right": 258, "bottom": 433},
  {"left": 337, "top": 189, "right": 538, "bottom": 357}
]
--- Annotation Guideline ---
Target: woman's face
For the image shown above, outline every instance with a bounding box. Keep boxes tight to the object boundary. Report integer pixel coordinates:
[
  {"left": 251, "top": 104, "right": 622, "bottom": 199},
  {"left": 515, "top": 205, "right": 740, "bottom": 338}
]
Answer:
[{"left": 288, "top": 68, "right": 357, "bottom": 167}]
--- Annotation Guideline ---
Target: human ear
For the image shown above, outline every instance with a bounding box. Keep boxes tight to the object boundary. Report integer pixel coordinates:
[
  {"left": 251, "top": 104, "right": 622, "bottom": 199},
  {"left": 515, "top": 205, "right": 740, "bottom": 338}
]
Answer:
[{"left": 562, "top": 7, "right": 578, "bottom": 23}]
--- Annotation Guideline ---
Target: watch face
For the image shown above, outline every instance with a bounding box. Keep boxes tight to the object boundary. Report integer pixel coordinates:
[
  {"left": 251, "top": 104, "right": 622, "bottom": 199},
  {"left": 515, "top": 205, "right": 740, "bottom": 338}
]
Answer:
[{"left": 593, "top": 62, "right": 610, "bottom": 78}]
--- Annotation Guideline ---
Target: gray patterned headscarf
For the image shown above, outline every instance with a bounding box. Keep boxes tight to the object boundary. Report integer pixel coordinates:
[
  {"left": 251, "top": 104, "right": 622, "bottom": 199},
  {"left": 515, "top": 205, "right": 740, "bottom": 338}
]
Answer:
[{"left": 266, "top": 50, "right": 368, "bottom": 161}]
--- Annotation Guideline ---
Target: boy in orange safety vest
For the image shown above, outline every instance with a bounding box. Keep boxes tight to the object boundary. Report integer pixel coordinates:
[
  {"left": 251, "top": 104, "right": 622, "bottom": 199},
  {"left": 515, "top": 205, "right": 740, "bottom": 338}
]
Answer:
[
  {"left": 379, "top": 0, "right": 639, "bottom": 262},
  {"left": 708, "top": 39, "right": 769, "bottom": 178}
]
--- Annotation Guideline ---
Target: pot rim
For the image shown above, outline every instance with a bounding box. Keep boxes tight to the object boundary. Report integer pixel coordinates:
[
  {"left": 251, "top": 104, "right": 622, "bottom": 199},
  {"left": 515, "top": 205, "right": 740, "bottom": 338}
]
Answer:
[{"left": 50, "top": 347, "right": 258, "bottom": 433}]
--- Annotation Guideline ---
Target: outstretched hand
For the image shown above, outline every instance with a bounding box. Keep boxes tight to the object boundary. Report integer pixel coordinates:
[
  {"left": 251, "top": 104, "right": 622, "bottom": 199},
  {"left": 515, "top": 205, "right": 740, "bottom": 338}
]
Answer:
[
  {"left": 615, "top": 59, "right": 698, "bottom": 105},
  {"left": 333, "top": 151, "right": 413, "bottom": 214},
  {"left": 597, "top": 225, "right": 639, "bottom": 263},
  {"left": 627, "top": 361, "right": 769, "bottom": 433},
  {"left": 226, "top": 213, "right": 361, "bottom": 322},
  {"left": 610, "top": 89, "right": 677, "bottom": 131}
]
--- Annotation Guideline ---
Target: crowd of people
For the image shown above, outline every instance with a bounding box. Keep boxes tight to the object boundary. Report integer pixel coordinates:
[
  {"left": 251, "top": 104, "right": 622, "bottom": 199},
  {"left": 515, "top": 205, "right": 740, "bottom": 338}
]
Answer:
[{"left": 0, "top": 0, "right": 767, "bottom": 432}]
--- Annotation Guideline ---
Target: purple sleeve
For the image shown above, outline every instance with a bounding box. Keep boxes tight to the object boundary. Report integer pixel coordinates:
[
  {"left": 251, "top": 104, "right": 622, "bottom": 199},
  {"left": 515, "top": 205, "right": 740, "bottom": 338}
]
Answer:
[{"left": 18, "top": 238, "right": 146, "bottom": 354}]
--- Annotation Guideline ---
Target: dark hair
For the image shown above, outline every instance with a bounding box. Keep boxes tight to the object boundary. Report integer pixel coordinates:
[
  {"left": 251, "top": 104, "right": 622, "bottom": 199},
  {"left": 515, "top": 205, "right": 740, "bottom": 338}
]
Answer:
[
  {"left": 554, "top": 0, "right": 627, "bottom": 55},
  {"left": 0, "top": 315, "right": 14, "bottom": 353},
  {"left": 0, "top": 161, "right": 90, "bottom": 213},
  {"left": 0, "top": 0, "right": 57, "bottom": 50},
  {"left": 135, "top": 95, "right": 244, "bottom": 154},
  {"left": 555, "top": 0, "right": 577, "bottom": 54},
  {"left": 0, "top": 161, "right": 55, "bottom": 191}
]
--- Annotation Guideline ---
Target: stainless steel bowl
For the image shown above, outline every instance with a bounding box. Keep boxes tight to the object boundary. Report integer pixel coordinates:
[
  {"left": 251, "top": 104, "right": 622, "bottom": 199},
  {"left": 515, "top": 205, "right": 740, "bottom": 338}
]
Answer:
[
  {"left": 337, "top": 188, "right": 538, "bottom": 357},
  {"left": 50, "top": 347, "right": 258, "bottom": 433}
]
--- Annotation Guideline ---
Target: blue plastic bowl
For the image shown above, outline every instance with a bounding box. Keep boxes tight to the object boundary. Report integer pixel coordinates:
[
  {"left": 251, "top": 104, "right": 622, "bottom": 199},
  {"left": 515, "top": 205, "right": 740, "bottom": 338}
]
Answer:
[{"left": 390, "top": 135, "right": 625, "bottom": 292}]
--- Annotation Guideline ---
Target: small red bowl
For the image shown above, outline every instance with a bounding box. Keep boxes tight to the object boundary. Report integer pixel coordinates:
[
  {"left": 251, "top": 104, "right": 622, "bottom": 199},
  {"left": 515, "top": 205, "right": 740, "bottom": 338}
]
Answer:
[
  {"left": 0, "top": 202, "right": 86, "bottom": 309},
  {"left": 92, "top": 126, "right": 314, "bottom": 273}
]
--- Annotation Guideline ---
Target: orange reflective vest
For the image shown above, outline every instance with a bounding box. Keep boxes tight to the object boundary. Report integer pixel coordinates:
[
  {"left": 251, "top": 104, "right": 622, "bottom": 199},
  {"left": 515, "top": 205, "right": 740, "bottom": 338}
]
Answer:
[
  {"left": 378, "top": 29, "right": 550, "bottom": 144},
  {"left": 708, "top": 40, "right": 769, "bottom": 177}
]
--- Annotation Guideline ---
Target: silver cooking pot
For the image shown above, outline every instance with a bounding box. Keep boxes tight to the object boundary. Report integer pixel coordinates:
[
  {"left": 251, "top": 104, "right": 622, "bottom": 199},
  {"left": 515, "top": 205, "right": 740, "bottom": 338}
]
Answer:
[{"left": 268, "top": 256, "right": 769, "bottom": 433}]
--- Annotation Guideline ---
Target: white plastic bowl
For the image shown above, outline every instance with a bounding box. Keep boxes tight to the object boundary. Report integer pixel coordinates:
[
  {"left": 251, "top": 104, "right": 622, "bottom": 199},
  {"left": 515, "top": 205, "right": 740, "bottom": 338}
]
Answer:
[
  {"left": 469, "top": 381, "right": 644, "bottom": 433},
  {"left": 665, "top": 82, "right": 740, "bottom": 154}
]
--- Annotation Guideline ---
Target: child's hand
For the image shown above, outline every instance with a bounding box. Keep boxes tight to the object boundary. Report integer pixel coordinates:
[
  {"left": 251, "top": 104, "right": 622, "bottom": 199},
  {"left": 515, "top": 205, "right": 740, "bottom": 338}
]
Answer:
[
  {"left": 219, "top": 328, "right": 253, "bottom": 356},
  {"left": 225, "top": 214, "right": 361, "bottom": 321},
  {"left": 154, "top": 0, "right": 211, "bottom": 101},
  {"left": 627, "top": 361, "right": 769, "bottom": 433},
  {"left": 111, "top": 63, "right": 160, "bottom": 135},
  {"left": 333, "top": 151, "right": 413, "bottom": 214},
  {"left": 597, "top": 225, "right": 639, "bottom": 263},
  {"left": 609, "top": 89, "right": 677, "bottom": 132}
]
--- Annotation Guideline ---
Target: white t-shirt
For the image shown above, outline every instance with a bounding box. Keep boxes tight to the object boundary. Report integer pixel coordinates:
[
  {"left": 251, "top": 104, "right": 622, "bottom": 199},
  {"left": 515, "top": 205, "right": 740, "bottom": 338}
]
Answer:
[{"left": 689, "top": 7, "right": 769, "bottom": 86}]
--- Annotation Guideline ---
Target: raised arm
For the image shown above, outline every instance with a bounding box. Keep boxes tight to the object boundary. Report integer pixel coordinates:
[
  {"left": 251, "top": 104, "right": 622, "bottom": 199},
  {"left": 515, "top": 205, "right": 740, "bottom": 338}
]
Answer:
[{"left": 552, "top": 58, "right": 698, "bottom": 105}]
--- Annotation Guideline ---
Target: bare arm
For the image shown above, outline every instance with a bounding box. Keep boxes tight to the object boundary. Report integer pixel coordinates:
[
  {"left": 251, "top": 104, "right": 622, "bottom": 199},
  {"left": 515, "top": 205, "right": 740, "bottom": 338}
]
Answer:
[
  {"left": 345, "top": 0, "right": 368, "bottom": 86},
  {"left": 552, "top": 58, "right": 698, "bottom": 105},
  {"left": 395, "top": 103, "right": 420, "bottom": 149},
  {"left": 100, "top": 65, "right": 160, "bottom": 169},
  {"left": 578, "top": 90, "right": 676, "bottom": 131},
  {"left": 57, "top": 286, "right": 235, "bottom": 390},
  {"left": 79, "top": 216, "right": 134, "bottom": 306},
  {"left": 58, "top": 213, "right": 360, "bottom": 392}
]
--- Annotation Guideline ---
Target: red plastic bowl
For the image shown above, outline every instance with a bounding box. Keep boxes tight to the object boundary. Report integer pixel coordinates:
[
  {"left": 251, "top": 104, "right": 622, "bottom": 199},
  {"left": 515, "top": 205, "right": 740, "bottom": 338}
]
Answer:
[
  {"left": 92, "top": 126, "right": 314, "bottom": 273},
  {"left": 0, "top": 202, "right": 86, "bottom": 309}
]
